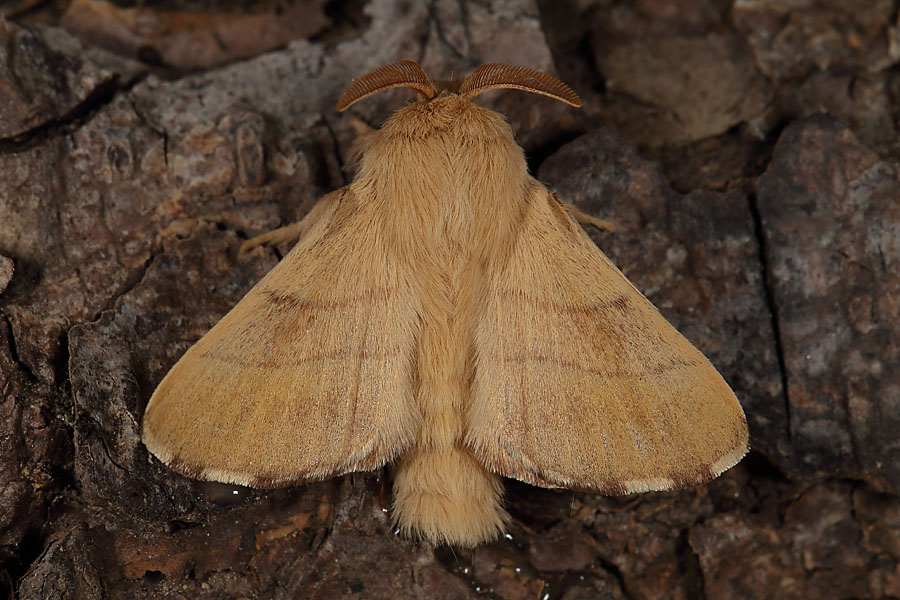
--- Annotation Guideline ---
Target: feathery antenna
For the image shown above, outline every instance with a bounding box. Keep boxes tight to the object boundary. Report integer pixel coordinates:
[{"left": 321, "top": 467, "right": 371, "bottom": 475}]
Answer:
[
  {"left": 459, "top": 63, "right": 582, "bottom": 107},
  {"left": 337, "top": 61, "right": 437, "bottom": 111}
]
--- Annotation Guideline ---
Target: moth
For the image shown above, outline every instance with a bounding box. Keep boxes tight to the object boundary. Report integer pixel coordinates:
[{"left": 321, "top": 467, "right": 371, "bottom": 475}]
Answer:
[{"left": 143, "top": 61, "right": 749, "bottom": 547}]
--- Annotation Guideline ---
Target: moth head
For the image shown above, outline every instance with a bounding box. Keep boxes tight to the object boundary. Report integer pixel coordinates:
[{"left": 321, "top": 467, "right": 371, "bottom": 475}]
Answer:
[{"left": 336, "top": 61, "right": 582, "bottom": 111}]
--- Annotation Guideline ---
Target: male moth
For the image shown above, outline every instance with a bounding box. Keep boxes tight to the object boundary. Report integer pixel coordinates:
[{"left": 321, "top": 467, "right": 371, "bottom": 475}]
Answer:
[{"left": 142, "top": 61, "right": 749, "bottom": 547}]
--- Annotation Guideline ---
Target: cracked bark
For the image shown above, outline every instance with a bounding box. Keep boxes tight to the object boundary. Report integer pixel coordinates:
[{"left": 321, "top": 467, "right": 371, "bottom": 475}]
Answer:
[
  {"left": 747, "top": 192, "right": 793, "bottom": 446},
  {"left": 3, "top": 0, "right": 900, "bottom": 598}
]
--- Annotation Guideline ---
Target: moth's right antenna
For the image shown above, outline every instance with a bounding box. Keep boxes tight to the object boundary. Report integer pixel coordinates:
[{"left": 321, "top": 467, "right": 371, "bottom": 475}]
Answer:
[
  {"left": 337, "top": 61, "right": 437, "bottom": 111},
  {"left": 459, "top": 63, "right": 582, "bottom": 107}
]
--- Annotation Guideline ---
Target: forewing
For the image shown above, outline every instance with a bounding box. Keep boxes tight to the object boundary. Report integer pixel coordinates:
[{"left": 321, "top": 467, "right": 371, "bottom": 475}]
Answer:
[
  {"left": 143, "top": 190, "right": 420, "bottom": 488},
  {"left": 468, "top": 189, "right": 748, "bottom": 494}
]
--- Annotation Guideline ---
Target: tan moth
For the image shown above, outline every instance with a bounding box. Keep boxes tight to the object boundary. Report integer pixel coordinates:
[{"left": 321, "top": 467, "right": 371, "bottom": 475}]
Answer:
[{"left": 142, "top": 61, "right": 749, "bottom": 547}]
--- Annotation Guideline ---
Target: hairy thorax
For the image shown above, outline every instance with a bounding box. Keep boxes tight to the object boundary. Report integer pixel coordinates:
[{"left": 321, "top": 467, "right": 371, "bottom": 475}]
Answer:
[{"left": 355, "top": 93, "right": 531, "bottom": 276}]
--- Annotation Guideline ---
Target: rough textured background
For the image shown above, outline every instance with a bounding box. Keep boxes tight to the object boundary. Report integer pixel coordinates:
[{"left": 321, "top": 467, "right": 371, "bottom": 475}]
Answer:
[{"left": 1, "top": 0, "right": 899, "bottom": 597}]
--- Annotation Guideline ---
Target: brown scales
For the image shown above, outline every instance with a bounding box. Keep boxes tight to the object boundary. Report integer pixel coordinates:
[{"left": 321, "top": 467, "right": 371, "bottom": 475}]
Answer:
[
  {"left": 492, "top": 352, "right": 701, "bottom": 378},
  {"left": 258, "top": 285, "right": 395, "bottom": 312},
  {"left": 498, "top": 289, "right": 634, "bottom": 316},
  {"left": 198, "top": 347, "right": 402, "bottom": 369}
]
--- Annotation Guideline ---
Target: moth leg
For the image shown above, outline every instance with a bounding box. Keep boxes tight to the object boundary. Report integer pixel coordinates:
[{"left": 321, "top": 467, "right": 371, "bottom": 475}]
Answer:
[
  {"left": 562, "top": 200, "right": 615, "bottom": 232},
  {"left": 241, "top": 189, "right": 342, "bottom": 253},
  {"left": 240, "top": 222, "right": 305, "bottom": 253}
]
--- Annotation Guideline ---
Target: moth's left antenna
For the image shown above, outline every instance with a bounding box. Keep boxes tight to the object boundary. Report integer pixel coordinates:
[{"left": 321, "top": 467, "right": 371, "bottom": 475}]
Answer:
[{"left": 337, "top": 61, "right": 437, "bottom": 111}]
